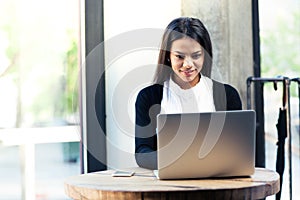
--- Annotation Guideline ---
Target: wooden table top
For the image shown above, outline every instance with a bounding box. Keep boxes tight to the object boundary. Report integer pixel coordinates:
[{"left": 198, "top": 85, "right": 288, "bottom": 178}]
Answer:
[{"left": 64, "top": 167, "right": 280, "bottom": 200}]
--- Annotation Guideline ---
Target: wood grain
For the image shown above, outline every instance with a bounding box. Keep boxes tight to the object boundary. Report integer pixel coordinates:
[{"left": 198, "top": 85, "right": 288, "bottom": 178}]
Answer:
[{"left": 64, "top": 167, "right": 279, "bottom": 200}]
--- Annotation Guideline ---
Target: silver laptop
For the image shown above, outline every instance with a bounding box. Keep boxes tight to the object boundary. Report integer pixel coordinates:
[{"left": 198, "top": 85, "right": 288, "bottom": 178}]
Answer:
[{"left": 154, "top": 110, "right": 256, "bottom": 180}]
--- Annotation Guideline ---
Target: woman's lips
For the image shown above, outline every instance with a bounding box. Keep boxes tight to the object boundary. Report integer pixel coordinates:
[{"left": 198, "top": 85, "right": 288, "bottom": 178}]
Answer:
[{"left": 180, "top": 69, "right": 196, "bottom": 77}]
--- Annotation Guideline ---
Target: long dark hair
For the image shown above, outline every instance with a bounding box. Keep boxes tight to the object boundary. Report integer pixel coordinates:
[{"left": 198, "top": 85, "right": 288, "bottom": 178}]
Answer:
[{"left": 153, "top": 17, "right": 213, "bottom": 84}]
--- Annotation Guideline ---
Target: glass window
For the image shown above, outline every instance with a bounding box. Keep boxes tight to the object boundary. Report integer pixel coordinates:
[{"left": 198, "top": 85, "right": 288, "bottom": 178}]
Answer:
[
  {"left": 0, "top": 0, "right": 80, "bottom": 199},
  {"left": 259, "top": 0, "right": 300, "bottom": 199}
]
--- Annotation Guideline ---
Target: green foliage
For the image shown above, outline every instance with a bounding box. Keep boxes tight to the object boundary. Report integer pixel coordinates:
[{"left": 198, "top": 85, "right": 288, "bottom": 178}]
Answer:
[
  {"left": 261, "top": 10, "right": 300, "bottom": 96},
  {"left": 64, "top": 38, "right": 79, "bottom": 114},
  {"left": 53, "top": 36, "right": 79, "bottom": 119}
]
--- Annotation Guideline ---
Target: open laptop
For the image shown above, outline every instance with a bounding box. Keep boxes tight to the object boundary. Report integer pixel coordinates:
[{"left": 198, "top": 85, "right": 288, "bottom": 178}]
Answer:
[{"left": 154, "top": 110, "right": 256, "bottom": 180}]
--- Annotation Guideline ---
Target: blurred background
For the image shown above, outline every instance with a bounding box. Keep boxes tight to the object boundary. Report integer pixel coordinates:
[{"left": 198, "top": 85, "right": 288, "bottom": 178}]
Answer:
[
  {"left": 0, "top": 0, "right": 299, "bottom": 199},
  {"left": 0, "top": 0, "right": 80, "bottom": 199}
]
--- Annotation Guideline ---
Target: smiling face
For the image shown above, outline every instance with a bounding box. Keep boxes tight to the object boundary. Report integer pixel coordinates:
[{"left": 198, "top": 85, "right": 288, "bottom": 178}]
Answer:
[{"left": 170, "top": 37, "right": 204, "bottom": 89}]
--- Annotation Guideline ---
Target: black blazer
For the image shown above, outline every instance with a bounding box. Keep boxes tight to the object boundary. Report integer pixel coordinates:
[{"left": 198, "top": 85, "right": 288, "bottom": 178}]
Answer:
[{"left": 135, "top": 80, "right": 242, "bottom": 169}]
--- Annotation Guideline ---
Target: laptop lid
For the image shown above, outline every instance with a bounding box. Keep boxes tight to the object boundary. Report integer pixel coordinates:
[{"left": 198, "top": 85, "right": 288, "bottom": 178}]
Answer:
[{"left": 156, "top": 110, "right": 256, "bottom": 179}]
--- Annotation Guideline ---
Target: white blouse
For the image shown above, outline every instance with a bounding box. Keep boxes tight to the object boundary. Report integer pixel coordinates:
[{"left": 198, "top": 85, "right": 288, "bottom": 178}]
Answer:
[{"left": 160, "top": 74, "right": 216, "bottom": 114}]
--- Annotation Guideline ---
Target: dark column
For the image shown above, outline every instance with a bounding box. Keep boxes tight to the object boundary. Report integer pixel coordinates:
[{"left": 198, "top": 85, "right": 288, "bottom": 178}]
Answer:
[
  {"left": 80, "top": 0, "right": 107, "bottom": 173},
  {"left": 252, "top": 0, "right": 265, "bottom": 167}
]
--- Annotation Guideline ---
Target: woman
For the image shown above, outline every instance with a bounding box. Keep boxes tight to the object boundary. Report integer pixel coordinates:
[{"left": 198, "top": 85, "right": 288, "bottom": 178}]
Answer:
[{"left": 135, "top": 17, "right": 242, "bottom": 169}]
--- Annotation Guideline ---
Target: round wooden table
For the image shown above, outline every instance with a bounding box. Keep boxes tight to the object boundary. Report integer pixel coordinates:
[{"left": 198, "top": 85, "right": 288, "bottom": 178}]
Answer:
[{"left": 64, "top": 167, "right": 279, "bottom": 200}]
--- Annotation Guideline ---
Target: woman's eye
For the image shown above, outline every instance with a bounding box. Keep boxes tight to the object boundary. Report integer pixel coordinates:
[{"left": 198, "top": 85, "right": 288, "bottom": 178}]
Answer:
[
  {"left": 175, "top": 54, "right": 184, "bottom": 59},
  {"left": 192, "top": 54, "right": 201, "bottom": 59}
]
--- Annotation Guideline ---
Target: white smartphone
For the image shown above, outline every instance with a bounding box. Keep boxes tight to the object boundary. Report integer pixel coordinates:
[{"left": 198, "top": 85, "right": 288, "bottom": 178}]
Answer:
[{"left": 112, "top": 170, "right": 135, "bottom": 177}]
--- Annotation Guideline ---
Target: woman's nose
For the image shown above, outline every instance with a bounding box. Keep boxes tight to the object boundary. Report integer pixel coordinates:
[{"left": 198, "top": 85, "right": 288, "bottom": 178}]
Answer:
[{"left": 183, "top": 58, "right": 193, "bottom": 67}]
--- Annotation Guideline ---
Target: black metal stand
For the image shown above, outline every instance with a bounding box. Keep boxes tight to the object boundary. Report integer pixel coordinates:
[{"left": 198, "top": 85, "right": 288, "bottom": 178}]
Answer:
[{"left": 246, "top": 76, "right": 298, "bottom": 200}]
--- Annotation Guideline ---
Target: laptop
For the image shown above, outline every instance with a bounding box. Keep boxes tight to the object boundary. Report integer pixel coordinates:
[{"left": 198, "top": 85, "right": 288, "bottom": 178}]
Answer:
[{"left": 154, "top": 110, "right": 256, "bottom": 180}]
